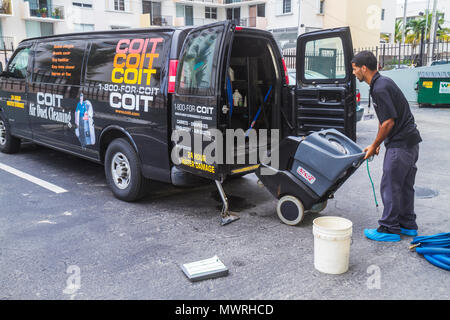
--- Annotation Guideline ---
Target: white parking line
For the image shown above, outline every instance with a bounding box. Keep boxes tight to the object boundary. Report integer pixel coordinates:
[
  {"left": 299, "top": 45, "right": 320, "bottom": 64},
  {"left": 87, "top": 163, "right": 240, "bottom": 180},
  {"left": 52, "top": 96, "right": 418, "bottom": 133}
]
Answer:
[{"left": 0, "top": 162, "right": 68, "bottom": 194}]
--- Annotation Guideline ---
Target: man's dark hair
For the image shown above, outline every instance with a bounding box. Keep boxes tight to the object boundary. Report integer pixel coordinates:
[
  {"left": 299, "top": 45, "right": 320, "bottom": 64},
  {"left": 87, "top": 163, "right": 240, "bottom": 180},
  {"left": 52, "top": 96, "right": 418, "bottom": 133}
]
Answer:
[{"left": 351, "top": 51, "right": 378, "bottom": 71}]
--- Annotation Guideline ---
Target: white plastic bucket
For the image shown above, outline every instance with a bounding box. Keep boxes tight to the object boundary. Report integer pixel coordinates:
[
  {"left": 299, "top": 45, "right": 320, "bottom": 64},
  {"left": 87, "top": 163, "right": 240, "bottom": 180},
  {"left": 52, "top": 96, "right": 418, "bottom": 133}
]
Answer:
[{"left": 312, "top": 216, "right": 353, "bottom": 274}]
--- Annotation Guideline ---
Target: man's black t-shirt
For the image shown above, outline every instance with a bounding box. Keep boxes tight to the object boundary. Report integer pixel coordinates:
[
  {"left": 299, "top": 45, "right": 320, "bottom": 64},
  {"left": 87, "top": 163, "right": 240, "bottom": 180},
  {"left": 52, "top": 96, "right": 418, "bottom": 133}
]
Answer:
[{"left": 370, "top": 72, "right": 422, "bottom": 148}]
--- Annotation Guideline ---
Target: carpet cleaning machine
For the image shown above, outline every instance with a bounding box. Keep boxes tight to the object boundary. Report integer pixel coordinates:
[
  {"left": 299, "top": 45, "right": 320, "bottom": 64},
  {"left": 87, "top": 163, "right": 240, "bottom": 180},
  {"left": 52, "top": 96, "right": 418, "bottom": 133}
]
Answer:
[{"left": 256, "top": 129, "right": 366, "bottom": 225}]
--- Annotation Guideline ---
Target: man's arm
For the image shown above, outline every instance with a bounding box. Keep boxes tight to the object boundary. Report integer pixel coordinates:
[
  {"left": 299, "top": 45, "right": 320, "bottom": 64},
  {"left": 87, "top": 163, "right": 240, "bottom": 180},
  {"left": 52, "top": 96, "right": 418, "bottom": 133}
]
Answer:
[{"left": 364, "top": 118, "right": 395, "bottom": 159}]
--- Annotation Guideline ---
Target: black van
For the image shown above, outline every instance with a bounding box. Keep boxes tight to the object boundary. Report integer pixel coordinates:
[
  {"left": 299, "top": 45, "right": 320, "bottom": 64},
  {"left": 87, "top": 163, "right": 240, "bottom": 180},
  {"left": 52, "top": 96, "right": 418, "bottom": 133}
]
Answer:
[{"left": 0, "top": 22, "right": 356, "bottom": 217}]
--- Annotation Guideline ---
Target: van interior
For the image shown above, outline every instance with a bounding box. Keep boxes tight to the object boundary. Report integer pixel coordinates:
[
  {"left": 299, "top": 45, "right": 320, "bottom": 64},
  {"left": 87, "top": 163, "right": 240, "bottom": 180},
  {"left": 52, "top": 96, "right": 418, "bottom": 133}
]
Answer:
[{"left": 224, "top": 35, "right": 280, "bottom": 135}]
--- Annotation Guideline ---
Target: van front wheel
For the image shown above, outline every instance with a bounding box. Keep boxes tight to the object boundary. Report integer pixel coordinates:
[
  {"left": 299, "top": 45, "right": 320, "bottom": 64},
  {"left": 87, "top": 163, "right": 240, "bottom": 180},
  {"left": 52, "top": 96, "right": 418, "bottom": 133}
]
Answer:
[
  {"left": 0, "top": 116, "right": 21, "bottom": 154},
  {"left": 104, "top": 138, "right": 149, "bottom": 202}
]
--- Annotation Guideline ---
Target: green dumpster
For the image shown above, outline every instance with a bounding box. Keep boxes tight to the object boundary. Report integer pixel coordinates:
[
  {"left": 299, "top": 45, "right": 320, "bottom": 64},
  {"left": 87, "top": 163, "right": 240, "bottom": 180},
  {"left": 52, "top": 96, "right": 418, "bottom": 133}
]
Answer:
[{"left": 417, "top": 71, "right": 450, "bottom": 107}]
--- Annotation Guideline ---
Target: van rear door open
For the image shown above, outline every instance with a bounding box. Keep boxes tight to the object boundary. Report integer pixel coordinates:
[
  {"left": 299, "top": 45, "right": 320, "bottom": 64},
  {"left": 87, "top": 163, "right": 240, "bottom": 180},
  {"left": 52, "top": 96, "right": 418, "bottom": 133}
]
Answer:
[
  {"left": 172, "top": 21, "right": 234, "bottom": 181},
  {"left": 294, "top": 27, "right": 356, "bottom": 141}
]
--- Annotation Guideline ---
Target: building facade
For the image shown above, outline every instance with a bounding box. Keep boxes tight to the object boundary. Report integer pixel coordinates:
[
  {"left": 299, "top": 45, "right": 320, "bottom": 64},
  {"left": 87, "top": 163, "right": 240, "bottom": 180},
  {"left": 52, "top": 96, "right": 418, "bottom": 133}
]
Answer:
[
  {"left": 0, "top": 0, "right": 386, "bottom": 62},
  {"left": 0, "top": 1, "right": 145, "bottom": 53}
]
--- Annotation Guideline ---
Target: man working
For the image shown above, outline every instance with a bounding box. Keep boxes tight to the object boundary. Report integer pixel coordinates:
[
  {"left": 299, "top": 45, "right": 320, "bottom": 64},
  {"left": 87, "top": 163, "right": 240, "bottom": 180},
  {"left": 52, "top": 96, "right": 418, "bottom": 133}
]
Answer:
[{"left": 351, "top": 51, "right": 422, "bottom": 242}]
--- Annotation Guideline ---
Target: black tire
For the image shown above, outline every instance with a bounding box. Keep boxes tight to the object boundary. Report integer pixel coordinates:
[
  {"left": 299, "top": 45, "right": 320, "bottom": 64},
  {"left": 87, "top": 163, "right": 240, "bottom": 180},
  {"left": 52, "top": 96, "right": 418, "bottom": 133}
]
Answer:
[
  {"left": 276, "top": 195, "right": 305, "bottom": 226},
  {"left": 0, "top": 114, "right": 21, "bottom": 154},
  {"left": 104, "top": 138, "right": 149, "bottom": 202}
]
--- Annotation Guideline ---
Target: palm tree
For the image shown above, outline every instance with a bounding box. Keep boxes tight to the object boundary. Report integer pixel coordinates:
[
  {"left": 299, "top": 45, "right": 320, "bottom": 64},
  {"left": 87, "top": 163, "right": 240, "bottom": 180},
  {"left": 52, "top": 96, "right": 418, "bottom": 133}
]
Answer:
[
  {"left": 437, "top": 27, "right": 449, "bottom": 41},
  {"left": 405, "top": 17, "right": 426, "bottom": 47},
  {"left": 394, "top": 19, "right": 403, "bottom": 43}
]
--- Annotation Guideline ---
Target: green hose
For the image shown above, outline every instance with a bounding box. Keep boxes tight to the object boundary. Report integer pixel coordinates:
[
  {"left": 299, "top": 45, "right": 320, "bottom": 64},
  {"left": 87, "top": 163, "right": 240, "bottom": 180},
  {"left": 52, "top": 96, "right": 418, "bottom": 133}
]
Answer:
[{"left": 366, "top": 159, "right": 379, "bottom": 207}]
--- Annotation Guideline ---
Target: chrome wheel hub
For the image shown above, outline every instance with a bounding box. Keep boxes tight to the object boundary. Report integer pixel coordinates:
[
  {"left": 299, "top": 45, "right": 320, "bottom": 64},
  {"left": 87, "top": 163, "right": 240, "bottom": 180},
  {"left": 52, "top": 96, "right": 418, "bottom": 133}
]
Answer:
[
  {"left": 111, "top": 152, "right": 131, "bottom": 189},
  {"left": 0, "top": 121, "right": 6, "bottom": 146}
]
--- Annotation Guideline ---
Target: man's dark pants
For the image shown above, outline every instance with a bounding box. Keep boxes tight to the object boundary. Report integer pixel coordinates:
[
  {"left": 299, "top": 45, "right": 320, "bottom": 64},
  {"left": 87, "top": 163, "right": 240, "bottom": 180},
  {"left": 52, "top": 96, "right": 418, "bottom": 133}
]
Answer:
[{"left": 379, "top": 144, "right": 419, "bottom": 234}]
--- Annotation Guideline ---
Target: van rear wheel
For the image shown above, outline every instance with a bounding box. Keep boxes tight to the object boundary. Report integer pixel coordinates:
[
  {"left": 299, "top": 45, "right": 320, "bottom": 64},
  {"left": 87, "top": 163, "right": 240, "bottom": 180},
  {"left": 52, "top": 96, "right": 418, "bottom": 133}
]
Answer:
[
  {"left": 0, "top": 116, "right": 21, "bottom": 154},
  {"left": 277, "top": 195, "right": 305, "bottom": 226},
  {"left": 104, "top": 138, "right": 149, "bottom": 202}
]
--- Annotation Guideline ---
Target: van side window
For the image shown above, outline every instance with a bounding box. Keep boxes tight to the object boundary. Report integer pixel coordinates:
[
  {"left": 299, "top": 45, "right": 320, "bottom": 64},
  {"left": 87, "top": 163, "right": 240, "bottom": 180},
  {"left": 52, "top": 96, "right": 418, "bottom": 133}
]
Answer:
[
  {"left": 32, "top": 40, "right": 86, "bottom": 85},
  {"left": 177, "top": 27, "right": 222, "bottom": 95},
  {"left": 304, "top": 36, "right": 346, "bottom": 80},
  {"left": 7, "top": 48, "right": 30, "bottom": 79},
  {"left": 86, "top": 35, "right": 169, "bottom": 88}
]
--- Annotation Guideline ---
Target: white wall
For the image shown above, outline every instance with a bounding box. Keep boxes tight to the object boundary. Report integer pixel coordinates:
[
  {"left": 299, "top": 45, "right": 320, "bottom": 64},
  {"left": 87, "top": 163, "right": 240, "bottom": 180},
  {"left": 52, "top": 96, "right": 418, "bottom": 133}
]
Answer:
[
  {"left": 381, "top": 0, "right": 396, "bottom": 42},
  {"left": 1, "top": 0, "right": 145, "bottom": 51},
  {"left": 2, "top": 0, "right": 27, "bottom": 47},
  {"left": 266, "top": 0, "right": 300, "bottom": 30},
  {"left": 357, "top": 64, "right": 450, "bottom": 102},
  {"left": 64, "top": 0, "right": 142, "bottom": 31}
]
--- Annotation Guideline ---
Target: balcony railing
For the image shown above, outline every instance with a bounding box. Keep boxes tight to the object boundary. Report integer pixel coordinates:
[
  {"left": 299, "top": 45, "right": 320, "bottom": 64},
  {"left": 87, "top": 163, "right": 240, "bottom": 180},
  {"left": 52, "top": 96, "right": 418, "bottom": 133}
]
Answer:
[
  {"left": 0, "top": 36, "right": 14, "bottom": 51},
  {"left": 176, "top": 0, "right": 223, "bottom": 3},
  {"left": 29, "top": 5, "right": 64, "bottom": 20},
  {"left": 0, "top": 0, "right": 12, "bottom": 15},
  {"left": 239, "top": 16, "right": 267, "bottom": 29},
  {"left": 150, "top": 15, "right": 173, "bottom": 27}
]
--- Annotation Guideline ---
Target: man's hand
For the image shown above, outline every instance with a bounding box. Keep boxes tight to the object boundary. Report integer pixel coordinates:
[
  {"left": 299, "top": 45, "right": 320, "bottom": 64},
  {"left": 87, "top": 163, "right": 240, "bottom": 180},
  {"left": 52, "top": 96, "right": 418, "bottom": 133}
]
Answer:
[
  {"left": 364, "top": 118, "right": 394, "bottom": 160},
  {"left": 364, "top": 144, "right": 380, "bottom": 160}
]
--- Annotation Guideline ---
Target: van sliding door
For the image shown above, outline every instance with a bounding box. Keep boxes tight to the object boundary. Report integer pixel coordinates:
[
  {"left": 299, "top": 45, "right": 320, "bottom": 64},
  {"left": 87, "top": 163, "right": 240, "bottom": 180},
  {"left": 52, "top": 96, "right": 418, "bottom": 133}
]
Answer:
[
  {"left": 30, "top": 39, "right": 88, "bottom": 151},
  {"left": 295, "top": 27, "right": 356, "bottom": 141},
  {"left": 172, "top": 21, "right": 234, "bottom": 180}
]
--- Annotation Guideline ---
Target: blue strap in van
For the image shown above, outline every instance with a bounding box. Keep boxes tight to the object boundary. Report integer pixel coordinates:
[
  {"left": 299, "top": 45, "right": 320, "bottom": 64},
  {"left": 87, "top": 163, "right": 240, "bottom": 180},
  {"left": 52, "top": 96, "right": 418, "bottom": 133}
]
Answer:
[
  {"left": 227, "top": 77, "right": 233, "bottom": 118},
  {"left": 245, "top": 86, "right": 272, "bottom": 137}
]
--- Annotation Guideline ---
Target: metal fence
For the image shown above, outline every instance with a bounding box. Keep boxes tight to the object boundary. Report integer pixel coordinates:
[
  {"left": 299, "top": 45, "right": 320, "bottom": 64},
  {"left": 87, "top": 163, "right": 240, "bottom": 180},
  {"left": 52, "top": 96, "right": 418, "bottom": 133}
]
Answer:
[
  {"left": 0, "top": 36, "right": 14, "bottom": 65},
  {"left": 356, "top": 40, "right": 450, "bottom": 70},
  {"left": 283, "top": 48, "right": 296, "bottom": 69},
  {"left": 283, "top": 48, "right": 346, "bottom": 76},
  {"left": 282, "top": 40, "right": 450, "bottom": 70}
]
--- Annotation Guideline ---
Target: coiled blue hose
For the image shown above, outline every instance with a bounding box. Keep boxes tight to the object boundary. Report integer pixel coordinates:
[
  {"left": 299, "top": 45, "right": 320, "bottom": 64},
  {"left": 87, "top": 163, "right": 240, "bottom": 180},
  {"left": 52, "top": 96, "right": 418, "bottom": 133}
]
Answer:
[
  {"left": 411, "top": 233, "right": 450, "bottom": 271},
  {"left": 423, "top": 254, "right": 450, "bottom": 271}
]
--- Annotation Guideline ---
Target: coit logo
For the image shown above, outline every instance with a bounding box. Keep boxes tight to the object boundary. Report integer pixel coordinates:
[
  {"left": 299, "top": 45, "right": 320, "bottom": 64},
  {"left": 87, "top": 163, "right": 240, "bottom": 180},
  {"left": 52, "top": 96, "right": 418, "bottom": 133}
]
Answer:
[
  {"left": 109, "top": 92, "right": 154, "bottom": 112},
  {"left": 111, "top": 37, "right": 164, "bottom": 86}
]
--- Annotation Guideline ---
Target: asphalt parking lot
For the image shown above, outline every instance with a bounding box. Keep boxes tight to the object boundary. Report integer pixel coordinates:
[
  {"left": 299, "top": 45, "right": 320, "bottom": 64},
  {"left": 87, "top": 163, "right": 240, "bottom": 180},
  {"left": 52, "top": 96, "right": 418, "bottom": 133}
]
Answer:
[{"left": 0, "top": 103, "right": 449, "bottom": 300}]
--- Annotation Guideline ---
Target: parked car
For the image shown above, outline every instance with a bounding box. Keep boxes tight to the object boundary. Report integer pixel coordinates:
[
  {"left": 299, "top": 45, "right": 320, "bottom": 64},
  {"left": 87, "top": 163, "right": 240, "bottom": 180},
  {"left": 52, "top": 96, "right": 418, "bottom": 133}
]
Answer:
[
  {"left": 287, "top": 68, "right": 328, "bottom": 84},
  {"left": 429, "top": 59, "right": 450, "bottom": 66}
]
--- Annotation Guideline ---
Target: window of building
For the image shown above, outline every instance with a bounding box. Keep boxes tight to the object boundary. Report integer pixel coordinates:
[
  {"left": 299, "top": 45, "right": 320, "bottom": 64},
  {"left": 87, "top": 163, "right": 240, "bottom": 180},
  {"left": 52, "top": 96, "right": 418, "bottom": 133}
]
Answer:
[
  {"left": 176, "top": 4, "right": 184, "bottom": 17},
  {"left": 73, "top": 1, "right": 93, "bottom": 8},
  {"left": 73, "top": 23, "right": 95, "bottom": 32},
  {"left": 25, "top": 21, "right": 54, "bottom": 38},
  {"left": 205, "top": 7, "right": 217, "bottom": 19},
  {"left": 257, "top": 4, "right": 265, "bottom": 17},
  {"left": 114, "top": 0, "right": 125, "bottom": 11},
  {"left": 283, "top": 0, "right": 291, "bottom": 14},
  {"left": 381, "top": 8, "right": 385, "bottom": 21},
  {"left": 176, "top": 4, "right": 193, "bottom": 26},
  {"left": 319, "top": 0, "right": 324, "bottom": 14}
]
